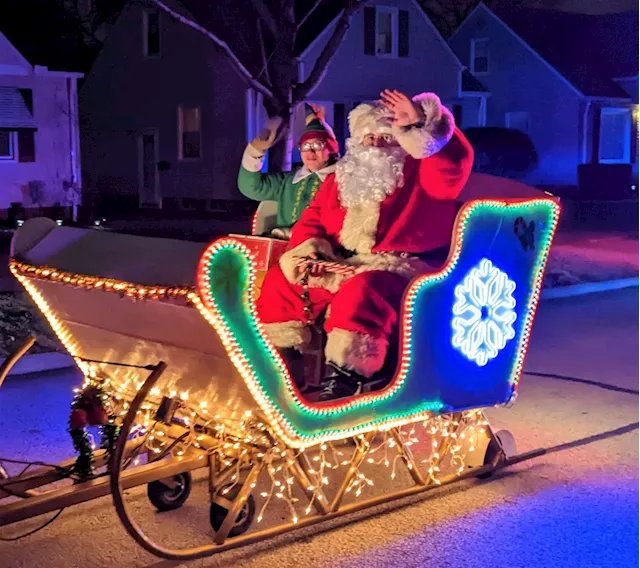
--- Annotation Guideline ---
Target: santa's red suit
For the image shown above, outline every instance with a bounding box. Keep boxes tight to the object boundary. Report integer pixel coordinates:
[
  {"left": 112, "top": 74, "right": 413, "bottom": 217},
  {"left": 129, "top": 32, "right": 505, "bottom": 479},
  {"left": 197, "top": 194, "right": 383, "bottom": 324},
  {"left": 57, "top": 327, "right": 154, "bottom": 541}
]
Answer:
[{"left": 257, "top": 93, "right": 474, "bottom": 379}]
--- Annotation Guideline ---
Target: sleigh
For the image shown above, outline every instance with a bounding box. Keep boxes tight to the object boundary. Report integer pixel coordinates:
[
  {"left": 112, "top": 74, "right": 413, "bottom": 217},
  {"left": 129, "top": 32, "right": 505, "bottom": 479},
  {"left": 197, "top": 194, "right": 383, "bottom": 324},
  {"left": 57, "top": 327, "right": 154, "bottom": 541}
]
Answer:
[{"left": 1, "top": 175, "right": 559, "bottom": 560}]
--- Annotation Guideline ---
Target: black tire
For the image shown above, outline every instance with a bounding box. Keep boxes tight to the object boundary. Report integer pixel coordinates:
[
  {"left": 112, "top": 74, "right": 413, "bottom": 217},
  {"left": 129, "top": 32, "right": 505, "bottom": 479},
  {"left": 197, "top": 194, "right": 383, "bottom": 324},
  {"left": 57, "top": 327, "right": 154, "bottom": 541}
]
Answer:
[
  {"left": 147, "top": 472, "right": 192, "bottom": 511},
  {"left": 477, "top": 438, "right": 501, "bottom": 480},
  {"left": 209, "top": 484, "right": 256, "bottom": 538}
]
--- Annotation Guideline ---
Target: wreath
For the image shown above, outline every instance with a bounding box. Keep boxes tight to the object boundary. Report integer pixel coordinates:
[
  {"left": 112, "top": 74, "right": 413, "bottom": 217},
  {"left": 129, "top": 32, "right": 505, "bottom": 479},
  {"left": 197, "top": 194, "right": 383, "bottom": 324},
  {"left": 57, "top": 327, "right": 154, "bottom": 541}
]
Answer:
[{"left": 68, "top": 385, "right": 120, "bottom": 480}]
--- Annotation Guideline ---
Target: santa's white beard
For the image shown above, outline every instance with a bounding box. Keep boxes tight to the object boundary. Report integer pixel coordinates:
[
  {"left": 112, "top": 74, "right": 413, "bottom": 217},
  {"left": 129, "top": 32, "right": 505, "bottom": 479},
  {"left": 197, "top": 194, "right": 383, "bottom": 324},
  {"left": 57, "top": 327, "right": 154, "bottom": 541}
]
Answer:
[{"left": 335, "top": 139, "right": 407, "bottom": 208}]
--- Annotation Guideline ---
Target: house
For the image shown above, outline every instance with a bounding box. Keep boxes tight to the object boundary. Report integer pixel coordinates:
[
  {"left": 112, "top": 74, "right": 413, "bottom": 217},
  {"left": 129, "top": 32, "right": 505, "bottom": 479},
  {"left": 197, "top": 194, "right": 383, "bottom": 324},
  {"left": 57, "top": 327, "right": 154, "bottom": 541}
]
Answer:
[
  {"left": 448, "top": 3, "right": 638, "bottom": 190},
  {"left": 79, "top": 0, "right": 471, "bottom": 213},
  {"left": 0, "top": 31, "right": 83, "bottom": 221},
  {"left": 291, "top": 0, "right": 476, "bottom": 161}
]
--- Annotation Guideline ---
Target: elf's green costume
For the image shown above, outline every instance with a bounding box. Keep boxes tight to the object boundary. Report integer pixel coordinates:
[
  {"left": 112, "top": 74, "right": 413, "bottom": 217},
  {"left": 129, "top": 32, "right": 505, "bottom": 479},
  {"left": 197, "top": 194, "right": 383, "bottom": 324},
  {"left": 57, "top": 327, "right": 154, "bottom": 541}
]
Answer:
[{"left": 238, "top": 105, "right": 339, "bottom": 229}]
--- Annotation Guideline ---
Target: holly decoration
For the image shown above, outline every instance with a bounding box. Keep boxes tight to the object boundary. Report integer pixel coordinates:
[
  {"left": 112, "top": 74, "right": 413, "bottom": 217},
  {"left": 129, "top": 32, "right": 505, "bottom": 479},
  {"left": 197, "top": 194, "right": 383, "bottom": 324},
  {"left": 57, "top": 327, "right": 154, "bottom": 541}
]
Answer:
[{"left": 68, "top": 385, "right": 120, "bottom": 480}]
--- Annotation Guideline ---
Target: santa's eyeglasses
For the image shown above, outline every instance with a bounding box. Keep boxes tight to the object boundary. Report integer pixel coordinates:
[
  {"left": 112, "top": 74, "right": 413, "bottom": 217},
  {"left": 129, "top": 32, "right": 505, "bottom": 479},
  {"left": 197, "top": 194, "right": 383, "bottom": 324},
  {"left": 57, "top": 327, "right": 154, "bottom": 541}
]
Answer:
[{"left": 299, "top": 141, "right": 326, "bottom": 152}]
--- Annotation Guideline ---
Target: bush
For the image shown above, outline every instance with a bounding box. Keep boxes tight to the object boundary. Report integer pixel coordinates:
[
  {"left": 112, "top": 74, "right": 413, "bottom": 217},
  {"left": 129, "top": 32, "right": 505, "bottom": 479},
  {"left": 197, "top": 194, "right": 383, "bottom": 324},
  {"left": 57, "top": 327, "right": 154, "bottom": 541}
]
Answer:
[{"left": 464, "top": 127, "right": 538, "bottom": 178}]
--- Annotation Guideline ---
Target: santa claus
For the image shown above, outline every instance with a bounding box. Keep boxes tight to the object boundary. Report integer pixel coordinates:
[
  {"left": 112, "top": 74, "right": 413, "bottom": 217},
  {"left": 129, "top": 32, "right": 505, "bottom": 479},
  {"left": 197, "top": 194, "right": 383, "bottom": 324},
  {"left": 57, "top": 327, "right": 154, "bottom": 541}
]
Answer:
[{"left": 257, "top": 89, "right": 474, "bottom": 401}]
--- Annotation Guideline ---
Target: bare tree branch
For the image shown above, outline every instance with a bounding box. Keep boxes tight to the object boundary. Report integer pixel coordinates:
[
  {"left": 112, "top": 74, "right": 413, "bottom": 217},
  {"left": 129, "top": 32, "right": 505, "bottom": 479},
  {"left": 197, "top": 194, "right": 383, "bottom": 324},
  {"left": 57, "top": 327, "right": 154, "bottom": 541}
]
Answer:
[
  {"left": 248, "top": 0, "right": 279, "bottom": 36},
  {"left": 296, "top": 0, "right": 323, "bottom": 31},
  {"left": 256, "top": 19, "right": 272, "bottom": 85},
  {"left": 293, "top": 0, "right": 365, "bottom": 103},
  {"left": 147, "top": 0, "right": 274, "bottom": 101}
]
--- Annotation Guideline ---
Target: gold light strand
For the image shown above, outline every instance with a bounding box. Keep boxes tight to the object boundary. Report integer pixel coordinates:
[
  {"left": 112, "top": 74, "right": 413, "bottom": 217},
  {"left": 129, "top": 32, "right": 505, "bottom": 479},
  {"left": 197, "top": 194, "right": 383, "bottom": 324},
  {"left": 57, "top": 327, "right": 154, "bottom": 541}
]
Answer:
[{"left": 10, "top": 259, "right": 194, "bottom": 304}]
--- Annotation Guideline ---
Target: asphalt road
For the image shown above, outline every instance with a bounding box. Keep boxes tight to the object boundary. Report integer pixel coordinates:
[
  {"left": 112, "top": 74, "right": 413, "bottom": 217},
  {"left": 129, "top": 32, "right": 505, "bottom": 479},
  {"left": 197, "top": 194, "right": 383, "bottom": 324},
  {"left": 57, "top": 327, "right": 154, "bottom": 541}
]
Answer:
[{"left": 0, "top": 289, "right": 638, "bottom": 568}]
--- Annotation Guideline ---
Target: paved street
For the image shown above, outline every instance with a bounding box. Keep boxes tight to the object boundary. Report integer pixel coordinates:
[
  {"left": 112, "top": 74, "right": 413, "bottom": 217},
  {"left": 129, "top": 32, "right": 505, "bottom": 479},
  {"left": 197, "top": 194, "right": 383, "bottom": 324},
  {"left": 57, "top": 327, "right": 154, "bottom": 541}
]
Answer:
[{"left": 0, "top": 289, "right": 638, "bottom": 568}]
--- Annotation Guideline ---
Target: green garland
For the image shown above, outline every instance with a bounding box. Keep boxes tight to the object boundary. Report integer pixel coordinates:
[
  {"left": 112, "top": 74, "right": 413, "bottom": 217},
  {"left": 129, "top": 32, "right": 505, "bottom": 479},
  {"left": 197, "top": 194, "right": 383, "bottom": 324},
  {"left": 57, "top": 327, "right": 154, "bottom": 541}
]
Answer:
[
  {"left": 68, "top": 385, "right": 120, "bottom": 480},
  {"left": 100, "top": 423, "right": 121, "bottom": 473}
]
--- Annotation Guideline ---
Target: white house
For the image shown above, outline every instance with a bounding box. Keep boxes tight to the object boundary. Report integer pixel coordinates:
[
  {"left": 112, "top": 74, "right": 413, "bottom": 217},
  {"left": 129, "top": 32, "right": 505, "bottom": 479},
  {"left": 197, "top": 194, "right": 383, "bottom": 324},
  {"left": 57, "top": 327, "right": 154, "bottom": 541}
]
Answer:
[{"left": 0, "top": 31, "right": 83, "bottom": 221}]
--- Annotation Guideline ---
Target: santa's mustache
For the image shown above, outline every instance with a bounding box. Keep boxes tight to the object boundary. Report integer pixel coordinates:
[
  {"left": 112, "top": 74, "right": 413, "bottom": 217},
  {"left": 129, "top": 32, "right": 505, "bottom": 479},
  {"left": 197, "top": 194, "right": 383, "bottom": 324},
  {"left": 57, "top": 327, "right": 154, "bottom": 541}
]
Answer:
[{"left": 336, "top": 139, "right": 407, "bottom": 208}]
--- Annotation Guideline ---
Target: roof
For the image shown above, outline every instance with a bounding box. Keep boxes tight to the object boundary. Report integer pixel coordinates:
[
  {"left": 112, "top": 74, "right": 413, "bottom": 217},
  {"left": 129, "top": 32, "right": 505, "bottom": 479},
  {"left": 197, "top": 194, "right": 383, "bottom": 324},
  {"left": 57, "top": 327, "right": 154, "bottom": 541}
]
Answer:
[
  {"left": 461, "top": 69, "right": 488, "bottom": 92},
  {"left": 489, "top": 5, "right": 637, "bottom": 99},
  {"left": 0, "top": 87, "right": 37, "bottom": 129}
]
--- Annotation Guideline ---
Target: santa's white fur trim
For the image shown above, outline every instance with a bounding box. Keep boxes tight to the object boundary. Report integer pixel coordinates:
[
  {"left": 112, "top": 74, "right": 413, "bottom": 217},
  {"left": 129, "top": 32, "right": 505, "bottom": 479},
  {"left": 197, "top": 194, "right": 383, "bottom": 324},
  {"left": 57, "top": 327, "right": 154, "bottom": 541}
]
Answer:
[
  {"left": 348, "top": 253, "right": 434, "bottom": 280},
  {"left": 307, "top": 271, "right": 346, "bottom": 294},
  {"left": 279, "top": 238, "right": 337, "bottom": 288},
  {"left": 262, "top": 321, "right": 311, "bottom": 348},
  {"left": 391, "top": 93, "right": 455, "bottom": 159},
  {"left": 348, "top": 103, "right": 395, "bottom": 142},
  {"left": 339, "top": 202, "right": 381, "bottom": 254},
  {"left": 325, "top": 328, "right": 388, "bottom": 378},
  {"left": 242, "top": 144, "right": 266, "bottom": 172}
]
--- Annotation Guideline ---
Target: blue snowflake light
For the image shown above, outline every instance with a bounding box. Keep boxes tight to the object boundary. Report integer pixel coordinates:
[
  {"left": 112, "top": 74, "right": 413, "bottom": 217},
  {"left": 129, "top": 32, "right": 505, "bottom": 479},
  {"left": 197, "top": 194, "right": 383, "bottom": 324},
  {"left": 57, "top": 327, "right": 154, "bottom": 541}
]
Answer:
[{"left": 452, "top": 258, "right": 517, "bottom": 366}]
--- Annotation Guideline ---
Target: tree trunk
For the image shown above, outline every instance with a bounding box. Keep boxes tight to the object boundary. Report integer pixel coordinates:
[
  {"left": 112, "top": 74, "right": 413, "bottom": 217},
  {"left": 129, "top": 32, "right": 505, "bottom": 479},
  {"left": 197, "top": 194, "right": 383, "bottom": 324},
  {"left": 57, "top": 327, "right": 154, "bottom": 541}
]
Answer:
[
  {"left": 268, "top": 111, "right": 295, "bottom": 172},
  {"left": 265, "top": 15, "right": 297, "bottom": 172}
]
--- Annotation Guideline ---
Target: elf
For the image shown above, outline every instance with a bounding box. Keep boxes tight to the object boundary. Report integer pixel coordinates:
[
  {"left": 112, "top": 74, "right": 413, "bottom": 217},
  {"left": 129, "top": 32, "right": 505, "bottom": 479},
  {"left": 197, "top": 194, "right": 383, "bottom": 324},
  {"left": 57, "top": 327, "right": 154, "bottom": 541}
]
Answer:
[{"left": 238, "top": 105, "right": 340, "bottom": 235}]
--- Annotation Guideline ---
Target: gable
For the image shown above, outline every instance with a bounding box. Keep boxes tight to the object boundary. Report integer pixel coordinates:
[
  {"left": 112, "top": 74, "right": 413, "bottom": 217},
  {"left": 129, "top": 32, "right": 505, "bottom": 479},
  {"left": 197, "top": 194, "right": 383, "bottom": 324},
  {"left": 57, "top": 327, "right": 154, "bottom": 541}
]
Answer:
[
  {"left": 0, "top": 31, "right": 31, "bottom": 75},
  {"left": 452, "top": 3, "right": 633, "bottom": 100},
  {"left": 297, "top": 0, "right": 462, "bottom": 66}
]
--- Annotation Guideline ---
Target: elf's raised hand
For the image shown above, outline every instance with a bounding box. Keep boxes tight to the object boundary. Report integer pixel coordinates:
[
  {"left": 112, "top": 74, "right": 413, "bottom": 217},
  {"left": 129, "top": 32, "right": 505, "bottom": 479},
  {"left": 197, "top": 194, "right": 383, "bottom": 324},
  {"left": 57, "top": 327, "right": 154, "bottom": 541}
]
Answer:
[{"left": 251, "top": 116, "right": 283, "bottom": 153}]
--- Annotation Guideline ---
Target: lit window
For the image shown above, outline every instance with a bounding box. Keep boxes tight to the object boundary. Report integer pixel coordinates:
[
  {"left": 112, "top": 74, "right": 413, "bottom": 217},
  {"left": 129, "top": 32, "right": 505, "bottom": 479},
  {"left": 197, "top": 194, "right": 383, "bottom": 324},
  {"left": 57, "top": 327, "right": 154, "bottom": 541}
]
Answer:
[
  {"left": 178, "top": 106, "right": 202, "bottom": 160},
  {"left": 0, "top": 131, "right": 17, "bottom": 161},
  {"left": 144, "top": 10, "right": 160, "bottom": 57},
  {"left": 471, "top": 38, "right": 489, "bottom": 74}
]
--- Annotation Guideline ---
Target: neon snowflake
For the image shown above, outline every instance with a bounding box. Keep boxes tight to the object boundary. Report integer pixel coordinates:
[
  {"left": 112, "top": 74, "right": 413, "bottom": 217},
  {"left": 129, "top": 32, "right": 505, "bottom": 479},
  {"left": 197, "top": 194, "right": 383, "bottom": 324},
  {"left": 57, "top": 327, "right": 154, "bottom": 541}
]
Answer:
[{"left": 451, "top": 258, "right": 517, "bottom": 367}]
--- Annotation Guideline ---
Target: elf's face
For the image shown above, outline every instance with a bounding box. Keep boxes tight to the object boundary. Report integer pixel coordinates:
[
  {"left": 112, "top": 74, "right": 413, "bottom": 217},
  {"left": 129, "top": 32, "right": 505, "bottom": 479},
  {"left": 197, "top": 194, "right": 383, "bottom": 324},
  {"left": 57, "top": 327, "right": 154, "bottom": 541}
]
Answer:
[{"left": 300, "top": 138, "right": 331, "bottom": 172}]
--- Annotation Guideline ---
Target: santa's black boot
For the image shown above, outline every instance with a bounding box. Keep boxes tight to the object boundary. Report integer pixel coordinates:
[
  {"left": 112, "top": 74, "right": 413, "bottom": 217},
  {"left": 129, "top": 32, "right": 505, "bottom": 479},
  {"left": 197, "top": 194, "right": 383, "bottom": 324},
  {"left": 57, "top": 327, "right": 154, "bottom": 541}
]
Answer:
[
  {"left": 277, "top": 347, "right": 308, "bottom": 393},
  {"left": 316, "top": 363, "right": 365, "bottom": 402}
]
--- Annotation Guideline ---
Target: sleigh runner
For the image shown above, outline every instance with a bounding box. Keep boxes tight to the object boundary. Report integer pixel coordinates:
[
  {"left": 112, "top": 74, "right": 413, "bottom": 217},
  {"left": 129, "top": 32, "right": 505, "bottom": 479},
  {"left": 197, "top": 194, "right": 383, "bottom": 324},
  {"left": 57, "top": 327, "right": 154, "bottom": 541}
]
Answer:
[{"left": 1, "top": 188, "right": 559, "bottom": 560}]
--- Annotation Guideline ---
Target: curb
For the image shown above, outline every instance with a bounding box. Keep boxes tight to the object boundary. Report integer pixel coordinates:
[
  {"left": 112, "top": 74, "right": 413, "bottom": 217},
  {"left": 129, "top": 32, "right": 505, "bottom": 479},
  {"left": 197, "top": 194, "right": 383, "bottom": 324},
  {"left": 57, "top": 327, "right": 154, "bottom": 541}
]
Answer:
[
  {"left": 1, "top": 352, "right": 75, "bottom": 378},
  {"left": 541, "top": 276, "right": 639, "bottom": 300}
]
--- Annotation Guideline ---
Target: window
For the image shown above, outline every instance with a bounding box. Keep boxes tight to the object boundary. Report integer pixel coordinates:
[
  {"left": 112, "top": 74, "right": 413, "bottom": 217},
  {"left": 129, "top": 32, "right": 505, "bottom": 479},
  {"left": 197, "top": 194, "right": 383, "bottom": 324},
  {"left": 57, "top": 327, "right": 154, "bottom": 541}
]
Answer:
[
  {"left": 599, "top": 107, "right": 631, "bottom": 164},
  {"left": 144, "top": 10, "right": 160, "bottom": 57},
  {"left": 0, "top": 130, "right": 35, "bottom": 162},
  {"left": 471, "top": 38, "right": 489, "bottom": 74},
  {"left": 0, "top": 131, "right": 16, "bottom": 160},
  {"left": 178, "top": 106, "right": 202, "bottom": 160},
  {"left": 376, "top": 9, "right": 395, "bottom": 55},
  {"left": 505, "top": 112, "right": 530, "bottom": 134},
  {"left": 364, "top": 7, "right": 409, "bottom": 58}
]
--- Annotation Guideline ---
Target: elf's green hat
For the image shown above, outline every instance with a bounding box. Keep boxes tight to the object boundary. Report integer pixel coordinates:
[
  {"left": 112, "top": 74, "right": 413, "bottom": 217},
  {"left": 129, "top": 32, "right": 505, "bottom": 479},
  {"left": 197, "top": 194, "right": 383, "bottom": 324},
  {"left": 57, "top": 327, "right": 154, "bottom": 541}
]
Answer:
[{"left": 298, "top": 104, "right": 339, "bottom": 154}]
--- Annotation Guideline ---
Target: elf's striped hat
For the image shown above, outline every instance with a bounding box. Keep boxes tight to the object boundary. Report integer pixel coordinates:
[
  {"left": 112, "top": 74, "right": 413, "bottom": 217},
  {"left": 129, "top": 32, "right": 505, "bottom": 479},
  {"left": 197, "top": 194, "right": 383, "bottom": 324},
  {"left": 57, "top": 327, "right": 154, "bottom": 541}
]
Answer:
[{"left": 298, "top": 104, "right": 339, "bottom": 154}]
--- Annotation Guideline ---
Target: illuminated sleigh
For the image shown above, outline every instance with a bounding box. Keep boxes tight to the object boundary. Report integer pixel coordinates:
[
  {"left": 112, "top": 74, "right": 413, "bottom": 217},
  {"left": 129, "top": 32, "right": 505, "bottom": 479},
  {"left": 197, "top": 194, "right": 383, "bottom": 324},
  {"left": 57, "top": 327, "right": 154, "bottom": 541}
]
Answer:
[{"left": 3, "top": 179, "right": 559, "bottom": 560}]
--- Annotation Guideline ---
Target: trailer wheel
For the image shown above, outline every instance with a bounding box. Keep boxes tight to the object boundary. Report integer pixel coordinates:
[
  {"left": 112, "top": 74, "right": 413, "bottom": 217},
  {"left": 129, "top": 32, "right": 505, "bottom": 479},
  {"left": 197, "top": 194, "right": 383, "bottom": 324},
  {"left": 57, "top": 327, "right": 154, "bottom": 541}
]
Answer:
[
  {"left": 209, "top": 484, "right": 256, "bottom": 538},
  {"left": 147, "top": 472, "right": 192, "bottom": 511},
  {"left": 477, "top": 429, "right": 516, "bottom": 480}
]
